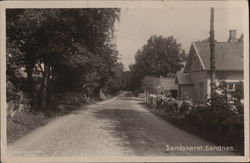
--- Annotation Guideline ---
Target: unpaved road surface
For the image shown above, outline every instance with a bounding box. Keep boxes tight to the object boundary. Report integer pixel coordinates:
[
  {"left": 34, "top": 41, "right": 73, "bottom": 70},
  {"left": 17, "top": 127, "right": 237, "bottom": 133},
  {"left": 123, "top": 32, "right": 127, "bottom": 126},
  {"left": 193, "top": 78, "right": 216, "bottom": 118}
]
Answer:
[{"left": 8, "top": 92, "right": 237, "bottom": 156}]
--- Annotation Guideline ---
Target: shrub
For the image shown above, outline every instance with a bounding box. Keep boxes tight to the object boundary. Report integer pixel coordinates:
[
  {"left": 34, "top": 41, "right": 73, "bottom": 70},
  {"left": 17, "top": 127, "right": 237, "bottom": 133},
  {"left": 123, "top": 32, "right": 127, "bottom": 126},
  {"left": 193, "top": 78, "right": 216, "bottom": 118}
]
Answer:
[
  {"left": 161, "top": 98, "right": 178, "bottom": 119},
  {"left": 54, "top": 92, "right": 88, "bottom": 105},
  {"left": 188, "top": 105, "right": 215, "bottom": 128},
  {"left": 178, "top": 100, "right": 193, "bottom": 118},
  {"left": 146, "top": 81, "right": 244, "bottom": 154},
  {"left": 7, "top": 80, "right": 18, "bottom": 102},
  {"left": 184, "top": 81, "right": 244, "bottom": 153}
]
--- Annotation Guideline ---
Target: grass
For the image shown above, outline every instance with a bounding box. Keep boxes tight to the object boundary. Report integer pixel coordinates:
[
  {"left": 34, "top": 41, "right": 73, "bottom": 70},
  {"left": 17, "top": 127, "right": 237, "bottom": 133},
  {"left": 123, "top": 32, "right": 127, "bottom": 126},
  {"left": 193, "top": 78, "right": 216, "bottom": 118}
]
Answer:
[
  {"left": 7, "top": 104, "right": 82, "bottom": 144},
  {"left": 7, "top": 111, "right": 50, "bottom": 144}
]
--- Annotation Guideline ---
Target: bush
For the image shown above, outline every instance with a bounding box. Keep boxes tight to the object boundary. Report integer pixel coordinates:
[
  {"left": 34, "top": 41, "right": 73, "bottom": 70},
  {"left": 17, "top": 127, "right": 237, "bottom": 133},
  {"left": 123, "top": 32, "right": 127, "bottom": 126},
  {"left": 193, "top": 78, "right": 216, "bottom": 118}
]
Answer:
[
  {"left": 7, "top": 109, "right": 47, "bottom": 144},
  {"left": 178, "top": 100, "right": 193, "bottom": 118},
  {"left": 221, "top": 114, "right": 244, "bottom": 151},
  {"left": 54, "top": 92, "right": 88, "bottom": 105},
  {"left": 146, "top": 81, "right": 244, "bottom": 154},
  {"left": 7, "top": 80, "right": 18, "bottom": 102},
  {"left": 188, "top": 105, "right": 215, "bottom": 127}
]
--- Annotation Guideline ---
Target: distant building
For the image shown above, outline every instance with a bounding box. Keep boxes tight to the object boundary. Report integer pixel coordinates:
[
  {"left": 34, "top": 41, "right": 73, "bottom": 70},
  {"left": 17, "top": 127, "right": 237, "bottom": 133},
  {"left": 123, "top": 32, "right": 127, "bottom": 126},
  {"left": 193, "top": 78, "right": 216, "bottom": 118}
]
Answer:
[
  {"left": 175, "top": 73, "right": 194, "bottom": 101},
  {"left": 177, "top": 30, "right": 243, "bottom": 103},
  {"left": 142, "top": 76, "right": 178, "bottom": 98}
]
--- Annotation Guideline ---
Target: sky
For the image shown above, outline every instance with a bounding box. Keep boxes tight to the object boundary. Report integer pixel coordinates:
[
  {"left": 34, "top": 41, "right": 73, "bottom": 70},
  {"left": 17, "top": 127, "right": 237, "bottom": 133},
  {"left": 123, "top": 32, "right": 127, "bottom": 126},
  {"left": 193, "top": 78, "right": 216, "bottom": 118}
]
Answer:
[{"left": 114, "top": 8, "right": 243, "bottom": 70}]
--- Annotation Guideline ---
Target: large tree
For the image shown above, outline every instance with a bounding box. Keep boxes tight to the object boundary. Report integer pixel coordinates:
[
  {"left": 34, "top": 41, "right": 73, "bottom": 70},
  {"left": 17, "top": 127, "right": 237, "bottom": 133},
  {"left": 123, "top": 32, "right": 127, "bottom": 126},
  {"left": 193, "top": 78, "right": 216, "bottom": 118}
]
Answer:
[
  {"left": 6, "top": 9, "right": 120, "bottom": 111},
  {"left": 130, "top": 35, "right": 186, "bottom": 91}
]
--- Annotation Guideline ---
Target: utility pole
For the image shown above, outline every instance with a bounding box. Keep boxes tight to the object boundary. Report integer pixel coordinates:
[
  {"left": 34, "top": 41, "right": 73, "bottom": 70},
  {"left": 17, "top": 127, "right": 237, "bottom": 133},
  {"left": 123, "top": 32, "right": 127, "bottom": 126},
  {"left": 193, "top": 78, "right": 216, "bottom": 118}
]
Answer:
[{"left": 210, "top": 7, "right": 216, "bottom": 105}]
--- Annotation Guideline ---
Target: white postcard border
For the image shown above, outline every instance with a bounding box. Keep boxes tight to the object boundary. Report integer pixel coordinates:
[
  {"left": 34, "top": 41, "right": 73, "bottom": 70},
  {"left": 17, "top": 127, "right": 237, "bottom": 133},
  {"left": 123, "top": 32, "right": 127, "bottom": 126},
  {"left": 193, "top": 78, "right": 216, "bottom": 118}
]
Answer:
[{"left": 1, "top": 0, "right": 249, "bottom": 162}]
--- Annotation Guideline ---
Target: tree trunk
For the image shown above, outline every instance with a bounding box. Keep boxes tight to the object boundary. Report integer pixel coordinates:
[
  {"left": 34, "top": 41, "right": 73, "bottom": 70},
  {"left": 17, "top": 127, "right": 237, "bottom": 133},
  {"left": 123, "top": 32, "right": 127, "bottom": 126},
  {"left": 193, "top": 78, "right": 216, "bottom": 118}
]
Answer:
[
  {"left": 26, "top": 67, "right": 38, "bottom": 110},
  {"left": 40, "top": 64, "right": 50, "bottom": 111},
  {"left": 27, "top": 68, "right": 33, "bottom": 91},
  {"left": 47, "top": 67, "right": 56, "bottom": 110}
]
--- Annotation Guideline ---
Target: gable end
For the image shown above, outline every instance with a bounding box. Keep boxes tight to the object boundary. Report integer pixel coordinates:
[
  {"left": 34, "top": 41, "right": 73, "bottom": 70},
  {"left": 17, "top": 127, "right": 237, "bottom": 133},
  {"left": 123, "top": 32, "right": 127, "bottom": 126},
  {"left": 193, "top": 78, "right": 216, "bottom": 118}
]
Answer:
[{"left": 184, "top": 43, "right": 205, "bottom": 73}]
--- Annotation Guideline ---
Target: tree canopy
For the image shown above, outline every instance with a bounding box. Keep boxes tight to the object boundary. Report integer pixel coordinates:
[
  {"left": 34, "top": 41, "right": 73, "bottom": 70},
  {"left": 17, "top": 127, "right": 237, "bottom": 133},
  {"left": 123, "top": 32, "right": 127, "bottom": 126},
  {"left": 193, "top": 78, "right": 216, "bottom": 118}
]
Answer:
[
  {"left": 6, "top": 9, "right": 121, "bottom": 111},
  {"left": 129, "top": 35, "right": 186, "bottom": 91}
]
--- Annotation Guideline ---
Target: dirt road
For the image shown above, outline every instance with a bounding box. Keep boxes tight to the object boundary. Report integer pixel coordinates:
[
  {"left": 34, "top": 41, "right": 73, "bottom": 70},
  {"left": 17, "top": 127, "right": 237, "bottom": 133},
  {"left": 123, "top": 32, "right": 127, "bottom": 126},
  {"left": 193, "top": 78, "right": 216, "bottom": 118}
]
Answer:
[{"left": 8, "top": 92, "right": 237, "bottom": 156}]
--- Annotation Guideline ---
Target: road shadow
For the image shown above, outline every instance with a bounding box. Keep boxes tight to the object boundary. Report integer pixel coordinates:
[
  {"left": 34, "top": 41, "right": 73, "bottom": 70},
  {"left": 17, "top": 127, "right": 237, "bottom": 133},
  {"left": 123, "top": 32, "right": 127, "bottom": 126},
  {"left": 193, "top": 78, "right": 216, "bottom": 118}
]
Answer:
[
  {"left": 93, "top": 104, "right": 238, "bottom": 156},
  {"left": 94, "top": 108, "right": 168, "bottom": 156}
]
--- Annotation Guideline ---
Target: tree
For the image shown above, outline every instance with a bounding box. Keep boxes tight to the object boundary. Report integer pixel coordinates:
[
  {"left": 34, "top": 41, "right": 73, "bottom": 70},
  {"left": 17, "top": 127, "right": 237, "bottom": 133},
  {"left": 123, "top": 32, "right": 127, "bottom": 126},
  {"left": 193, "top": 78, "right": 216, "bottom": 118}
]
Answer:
[
  {"left": 6, "top": 41, "right": 25, "bottom": 102},
  {"left": 129, "top": 35, "right": 186, "bottom": 91},
  {"left": 121, "top": 70, "right": 132, "bottom": 91},
  {"left": 6, "top": 9, "right": 120, "bottom": 111},
  {"left": 103, "top": 62, "right": 125, "bottom": 95}
]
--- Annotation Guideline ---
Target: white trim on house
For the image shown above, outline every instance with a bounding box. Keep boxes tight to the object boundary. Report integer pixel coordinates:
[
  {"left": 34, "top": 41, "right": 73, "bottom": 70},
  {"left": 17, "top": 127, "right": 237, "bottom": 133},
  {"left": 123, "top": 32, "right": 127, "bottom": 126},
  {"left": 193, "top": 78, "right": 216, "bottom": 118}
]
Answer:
[
  {"left": 192, "top": 42, "right": 206, "bottom": 70},
  {"left": 207, "top": 79, "right": 243, "bottom": 98},
  {"left": 220, "top": 79, "right": 244, "bottom": 82}
]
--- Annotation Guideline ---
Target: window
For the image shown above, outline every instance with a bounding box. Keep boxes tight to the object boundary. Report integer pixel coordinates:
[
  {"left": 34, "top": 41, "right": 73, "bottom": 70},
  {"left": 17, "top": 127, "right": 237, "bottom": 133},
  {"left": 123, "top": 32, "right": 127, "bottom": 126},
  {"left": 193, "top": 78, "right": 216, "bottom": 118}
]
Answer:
[{"left": 199, "top": 82, "right": 204, "bottom": 102}]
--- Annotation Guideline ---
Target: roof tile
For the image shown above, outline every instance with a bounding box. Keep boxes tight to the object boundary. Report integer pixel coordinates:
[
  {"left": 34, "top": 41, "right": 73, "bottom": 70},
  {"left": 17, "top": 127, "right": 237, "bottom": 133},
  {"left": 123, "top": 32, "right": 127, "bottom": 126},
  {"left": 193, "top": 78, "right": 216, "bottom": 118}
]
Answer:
[{"left": 194, "top": 42, "right": 243, "bottom": 71}]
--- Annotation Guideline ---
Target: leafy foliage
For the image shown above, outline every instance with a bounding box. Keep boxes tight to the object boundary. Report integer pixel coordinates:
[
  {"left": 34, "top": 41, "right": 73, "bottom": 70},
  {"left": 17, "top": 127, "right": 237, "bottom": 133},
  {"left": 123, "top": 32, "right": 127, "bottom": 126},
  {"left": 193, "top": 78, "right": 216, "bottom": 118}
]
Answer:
[
  {"left": 6, "top": 9, "right": 121, "bottom": 111},
  {"left": 129, "top": 35, "right": 186, "bottom": 91},
  {"left": 209, "top": 81, "right": 244, "bottom": 114},
  {"left": 146, "top": 81, "right": 244, "bottom": 153}
]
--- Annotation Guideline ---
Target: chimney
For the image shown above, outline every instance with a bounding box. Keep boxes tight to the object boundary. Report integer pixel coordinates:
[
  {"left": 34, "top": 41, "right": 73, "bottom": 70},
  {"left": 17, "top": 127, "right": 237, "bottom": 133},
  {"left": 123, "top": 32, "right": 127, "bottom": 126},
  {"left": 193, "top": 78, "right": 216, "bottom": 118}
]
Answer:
[{"left": 228, "top": 29, "right": 237, "bottom": 42}]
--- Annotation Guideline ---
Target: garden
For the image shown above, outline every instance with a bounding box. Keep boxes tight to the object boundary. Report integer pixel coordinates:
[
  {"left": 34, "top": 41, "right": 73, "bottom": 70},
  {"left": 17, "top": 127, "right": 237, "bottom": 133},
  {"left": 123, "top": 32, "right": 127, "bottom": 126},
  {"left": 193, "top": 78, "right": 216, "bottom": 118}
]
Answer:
[{"left": 145, "top": 81, "right": 244, "bottom": 154}]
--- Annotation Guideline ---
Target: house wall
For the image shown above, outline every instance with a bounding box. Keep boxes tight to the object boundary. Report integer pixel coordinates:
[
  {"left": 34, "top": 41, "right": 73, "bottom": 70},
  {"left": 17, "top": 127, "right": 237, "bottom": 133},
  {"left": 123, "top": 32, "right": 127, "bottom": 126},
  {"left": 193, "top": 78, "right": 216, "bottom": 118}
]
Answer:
[
  {"left": 190, "top": 55, "right": 203, "bottom": 72},
  {"left": 207, "top": 71, "right": 243, "bottom": 97},
  {"left": 189, "top": 71, "right": 243, "bottom": 103},
  {"left": 159, "top": 77, "right": 178, "bottom": 90},
  {"left": 187, "top": 47, "right": 209, "bottom": 103},
  {"left": 182, "top": 43, "right": 243, "bottom": 104},
  {"left": 184, "top": 44, "right": 203, "bottom": 73},
  {"left": 189, "top": 71, "right": 210, "bottom": 103}
]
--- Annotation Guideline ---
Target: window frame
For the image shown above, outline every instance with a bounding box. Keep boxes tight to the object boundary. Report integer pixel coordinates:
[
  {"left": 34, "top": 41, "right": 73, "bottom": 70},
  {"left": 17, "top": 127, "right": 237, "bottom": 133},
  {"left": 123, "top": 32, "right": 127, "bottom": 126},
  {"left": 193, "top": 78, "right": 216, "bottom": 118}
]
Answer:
[{"left": 199, "top": 82, "right": 204, "bottom": 102}]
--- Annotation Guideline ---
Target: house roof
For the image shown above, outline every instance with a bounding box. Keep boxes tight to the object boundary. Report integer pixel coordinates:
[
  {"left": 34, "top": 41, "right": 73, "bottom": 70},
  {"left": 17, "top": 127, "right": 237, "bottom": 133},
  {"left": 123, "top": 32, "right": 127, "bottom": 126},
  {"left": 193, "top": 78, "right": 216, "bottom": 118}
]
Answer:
[
  {"left": 143, "top": 76, "right": 177, "bottom": 90},
  {"left": 143, "top": 76, "right": 161, "bottom": 88},
  {"left": 160, "top": 77, "right": 178, "bottom": 90},
  {"left": 176, "top": 74, "right": 194, "bottom": 85},
  {"left": 184, "top": 42, "right": 243, "bottom": 72}
]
